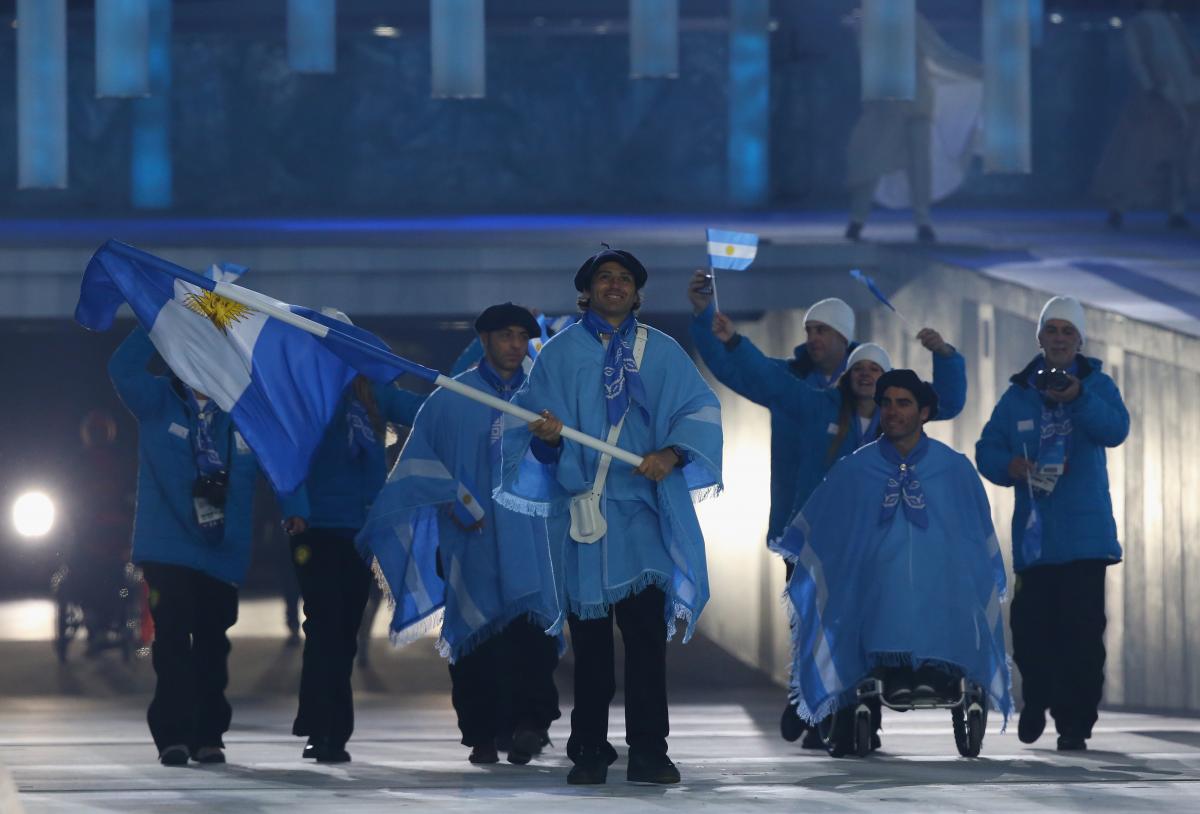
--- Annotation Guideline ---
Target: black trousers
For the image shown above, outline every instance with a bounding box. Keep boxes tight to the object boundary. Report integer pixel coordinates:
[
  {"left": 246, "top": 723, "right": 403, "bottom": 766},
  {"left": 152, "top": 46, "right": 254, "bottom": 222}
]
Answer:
[
  {"left": 290, "top": 527, "right": 372, "bottom": 746},
  {"left": 1010, "top": 559, "right": 1109, "bottom": 739},
  {"left": 567, "top": 586, "right": 669, "bottom": 762},
  {"left": 142, "top": 562, "right": 239, "bottom": 752},
  {"left": 448, "top": 617, "right": 561, "bottom": 747}
]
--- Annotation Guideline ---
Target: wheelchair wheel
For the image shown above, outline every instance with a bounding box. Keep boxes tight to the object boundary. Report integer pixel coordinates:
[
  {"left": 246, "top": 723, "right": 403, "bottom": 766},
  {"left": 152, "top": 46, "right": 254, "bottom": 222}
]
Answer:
[
  {"left": 820, "top": 709, "right": 850, "bottom": 758},
  {"left": 854, "top": 705, "right": 873, "bottom": 758},
  {"left": 953, "top": 699, "right": 987, "bottom": 757}
]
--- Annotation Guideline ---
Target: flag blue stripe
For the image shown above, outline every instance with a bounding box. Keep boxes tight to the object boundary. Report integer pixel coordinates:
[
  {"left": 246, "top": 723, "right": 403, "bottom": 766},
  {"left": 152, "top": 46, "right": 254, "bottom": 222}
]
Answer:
[{"left": 706, "top": 228, "right": 758, "bottom": 246}]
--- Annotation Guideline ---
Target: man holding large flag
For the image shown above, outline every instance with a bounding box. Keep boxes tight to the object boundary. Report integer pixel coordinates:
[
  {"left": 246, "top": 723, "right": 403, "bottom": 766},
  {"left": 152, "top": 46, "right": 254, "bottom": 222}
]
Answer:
[
  {"left": 107, "top": 318, "right": 261, "bottom": 767},
  {"left": 497, "top": 248, "right": 723, "bottom": 786},
  {"left": 356, "top": 303, "right": 564, "bottom": 767}
]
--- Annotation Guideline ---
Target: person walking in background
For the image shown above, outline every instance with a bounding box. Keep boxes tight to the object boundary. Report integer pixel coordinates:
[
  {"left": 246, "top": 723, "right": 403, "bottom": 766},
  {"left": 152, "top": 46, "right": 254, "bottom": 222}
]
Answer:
[
  {"left": 976, "top": 296, "right": 1129, "bottom": 751},
  {"left": 280, "top": 308, "right": 426, "bottom": 764},
  {"left": 1095, "top": 0, "right": 1200, "bottom": 230}
]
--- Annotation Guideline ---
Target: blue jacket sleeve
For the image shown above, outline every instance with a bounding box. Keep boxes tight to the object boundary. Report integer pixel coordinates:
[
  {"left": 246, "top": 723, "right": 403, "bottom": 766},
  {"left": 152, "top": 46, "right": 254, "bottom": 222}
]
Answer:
[
  {"left": 689, "top": 304, "right": 799, "bottom": 408},
  {"left": 449, "top": 337, "right": 483, "bottom": 376},
  {"left": 975, "top": 391, "right": 1016, "bottom": 487},
  {"left": 725, "top": 337, "right": 837, "bottom": 423},
  {"left": 930, "top": 348, "right": 968, "bottom": 421},
  {"left": 375, "top": 382, "right": 426, "bottom": 427},
  {"left": 108, "top": 326, "right": 168, "bottom": 420},
  {"left": 279, "top": 484, "right": 310, "bottom": 522},
  {"left": 1070, "top": 373, "right": 1130, "bottom": 448}
]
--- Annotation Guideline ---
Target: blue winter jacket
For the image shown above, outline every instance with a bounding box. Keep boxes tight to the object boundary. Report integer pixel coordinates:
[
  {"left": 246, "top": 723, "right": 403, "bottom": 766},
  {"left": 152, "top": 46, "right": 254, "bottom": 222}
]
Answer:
[
  {"left": 975, "top": 354, "right": 1128, "bottom": 572},
  {"left": 690, "top": 303, "right": 854, "bottom": 541},
  {"left": 726, "top": 332, "right": 968, "bottom": 531},
  {"left": 109, "top": 328, "right": 260, "bottom": 585},
  {"left": 280, "top": 383, "right": 425, "bottom": 530}
]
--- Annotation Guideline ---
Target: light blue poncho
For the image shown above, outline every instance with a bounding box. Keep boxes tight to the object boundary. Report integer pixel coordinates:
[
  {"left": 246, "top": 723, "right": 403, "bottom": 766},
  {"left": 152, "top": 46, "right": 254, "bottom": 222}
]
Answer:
[
  {"left": 495, "top": 320, "right": 722, "bottom": 640},
  {"left": 355, "top": 366, "right": 563, "bottom": 662},
  {"left": 776, "top": 436, "right": 1012, "bottom": 724}
]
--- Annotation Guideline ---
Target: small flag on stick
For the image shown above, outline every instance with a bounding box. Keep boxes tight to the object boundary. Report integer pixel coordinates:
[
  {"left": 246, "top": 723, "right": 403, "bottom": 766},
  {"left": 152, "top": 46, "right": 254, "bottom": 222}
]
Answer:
[
  {"left": 850, "top": 268, "right": 913, "bottom": 329},
  {"left": 705, "top": 228, "right": 758, "bottom": 311}
]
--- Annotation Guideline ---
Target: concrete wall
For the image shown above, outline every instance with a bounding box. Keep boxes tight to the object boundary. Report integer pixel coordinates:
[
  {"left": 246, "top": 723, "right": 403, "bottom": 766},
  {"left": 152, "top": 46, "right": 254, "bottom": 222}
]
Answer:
[{"left": 694, "top": 261, "right": 1200, "bottom": 712}]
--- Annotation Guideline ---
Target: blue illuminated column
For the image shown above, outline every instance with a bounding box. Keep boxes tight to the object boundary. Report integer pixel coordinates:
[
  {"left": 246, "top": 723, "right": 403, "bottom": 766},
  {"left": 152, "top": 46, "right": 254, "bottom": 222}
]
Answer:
[
  {"left": 630, "top": 0, "right": 678, "bottom": 79},
  {"left": 860, "top": 0, "right": 915, "bottom": 101},
  {"left": 727, "top": 0, "right": 769, "bottom": 208},
  {"left": 1030, "top": 0, "right": 1044, "bottom": 47},
  {"left": 131, "top": 0, "right": 173, "bottom": 208},
  {"left": 983, "top": 0, "right": 1032, "bottom": 174},
  {"left": 431, "top": 0, "right": 485, "bottom": 99},
  {"left": 96, "top": 0, "right": 150, "bottom": 97},
  {"left": 17, "top": 0, "right": 67, "bottom": 189},
  {"left": 288, "top": 0, "right": 336, "bottom": 74}
]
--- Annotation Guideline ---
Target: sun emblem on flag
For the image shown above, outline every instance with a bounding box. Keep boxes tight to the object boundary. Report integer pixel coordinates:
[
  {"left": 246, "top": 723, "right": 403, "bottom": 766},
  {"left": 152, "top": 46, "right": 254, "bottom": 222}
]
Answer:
[
  {"left": 185, "top": 289, "right": 254, "bottom": 334},
  {"left": 724, "top": 245, "right": 735, "bottom": 256}
]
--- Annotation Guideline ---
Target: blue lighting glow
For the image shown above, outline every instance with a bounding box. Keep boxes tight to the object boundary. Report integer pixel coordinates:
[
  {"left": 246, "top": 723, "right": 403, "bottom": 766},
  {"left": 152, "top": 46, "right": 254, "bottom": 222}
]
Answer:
[
  {"left": 983, "top": 0, "right": 1032, "bottom": 174},
  {"left": 431, "top": 0, "right": 485, "bottom": 99},
  {"left": 17, "top": 0, "right": 67, "bottom": 189},
  {"left": 131, "top": 0, "right": 172, "bottom": 208},
  {"left": 287, "top": 0, "right": 336, "bottom": 74},
  {"left": 630, "top": 0, "right": 679, "bottom": 79},
  {"left": 96, "top": 0, "right": 150, "bottom": 97},
  {"left": 727, "top": 0, "right": 769, "bottom": 208}
]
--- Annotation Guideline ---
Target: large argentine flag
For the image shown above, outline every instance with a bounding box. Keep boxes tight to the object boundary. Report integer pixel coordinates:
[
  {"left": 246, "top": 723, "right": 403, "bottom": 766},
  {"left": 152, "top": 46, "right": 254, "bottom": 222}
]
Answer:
[
  {"left": 76, "top": 240, "right": 437, "bottom": 495},
  {"left": 706, "top": 228, "right": 758, "bottom": 271}
]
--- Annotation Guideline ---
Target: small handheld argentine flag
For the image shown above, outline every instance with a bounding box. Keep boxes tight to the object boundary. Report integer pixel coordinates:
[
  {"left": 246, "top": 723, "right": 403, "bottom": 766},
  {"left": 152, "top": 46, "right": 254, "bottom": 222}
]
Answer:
[{"left": 706, "top": 229, "right": 759, "bottom": 271}]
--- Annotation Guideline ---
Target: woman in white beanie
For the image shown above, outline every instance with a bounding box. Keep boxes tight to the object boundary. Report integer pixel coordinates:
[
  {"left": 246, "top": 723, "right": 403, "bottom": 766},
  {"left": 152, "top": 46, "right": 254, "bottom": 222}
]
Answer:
[{"left": 976, "top": 296, "right": 1129, "bottom": 752}]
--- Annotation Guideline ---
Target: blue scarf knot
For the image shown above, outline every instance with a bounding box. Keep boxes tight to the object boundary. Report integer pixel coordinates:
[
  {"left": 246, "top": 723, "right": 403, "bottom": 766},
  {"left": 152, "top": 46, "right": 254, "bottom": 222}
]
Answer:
[
  {"left": 581, "top": 310, "right": 648, "bottom": 427},
  {"left": 878, "top": 435, "right": 930, "bottom": 530}
]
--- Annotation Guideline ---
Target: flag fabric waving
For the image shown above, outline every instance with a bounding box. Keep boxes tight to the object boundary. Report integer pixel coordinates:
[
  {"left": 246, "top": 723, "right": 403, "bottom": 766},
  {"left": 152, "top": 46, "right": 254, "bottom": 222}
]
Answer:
[
  {"left": 706, "top": 228, "right": 759, "bottom": 271},
  {"left": 75, "top": 240, "right": 437, "bottom": 495},
  {"left": 849, "top": 268, "right": 898, "bottom": 312}
]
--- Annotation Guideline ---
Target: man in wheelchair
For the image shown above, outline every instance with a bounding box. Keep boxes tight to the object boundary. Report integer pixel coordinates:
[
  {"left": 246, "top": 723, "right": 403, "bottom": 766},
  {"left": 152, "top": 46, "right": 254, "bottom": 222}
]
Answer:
[{"left": 773, "top": 370, "right": 1012, "bottom": 757}]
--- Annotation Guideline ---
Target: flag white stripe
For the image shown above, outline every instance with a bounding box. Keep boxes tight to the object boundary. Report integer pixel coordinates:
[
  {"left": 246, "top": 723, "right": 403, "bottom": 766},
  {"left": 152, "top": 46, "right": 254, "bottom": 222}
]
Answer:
[{"left": 706, "top": 241, "right": 758, "bottom": 260}]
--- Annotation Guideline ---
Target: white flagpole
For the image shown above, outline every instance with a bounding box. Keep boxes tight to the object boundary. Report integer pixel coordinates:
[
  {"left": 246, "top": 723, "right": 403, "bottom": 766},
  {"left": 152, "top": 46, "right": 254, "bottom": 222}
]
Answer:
[
  {"left": 709, "top": 264, "right": 721, "bottom": 312},
  {"left": 210, "top": 280, "right": 645, "bottom": 467}
]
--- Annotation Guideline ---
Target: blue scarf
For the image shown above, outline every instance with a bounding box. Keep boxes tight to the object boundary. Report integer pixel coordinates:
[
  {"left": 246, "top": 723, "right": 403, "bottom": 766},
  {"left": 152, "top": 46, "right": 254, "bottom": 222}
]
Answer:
[
  {"left": 878, "top": 435, "right": 930, "bottom": 530},
  {"left": 346, "top": 397, "right": 377, "bottom": 459},
  {"left": 580, "top": 310, "right": 648, "bottom": 427},
  {"left": 1019, "top": 359, "right": 1076, "bottom": 564},
  {"left": 187, "top": 390, "right": 224, "bottom": 475}
]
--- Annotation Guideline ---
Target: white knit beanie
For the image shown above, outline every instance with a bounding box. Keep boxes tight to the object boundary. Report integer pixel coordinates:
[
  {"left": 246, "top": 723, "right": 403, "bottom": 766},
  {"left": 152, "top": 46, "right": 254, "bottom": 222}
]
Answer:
[
  {"left": 804, "top": 298, "right": 856, "bottom": 343},
  {"left": 845, "top": 342, "right": 893, "bottom": 373},
  {"left": 1037, "top": 296, "right": 1086, "bottom": 345}
]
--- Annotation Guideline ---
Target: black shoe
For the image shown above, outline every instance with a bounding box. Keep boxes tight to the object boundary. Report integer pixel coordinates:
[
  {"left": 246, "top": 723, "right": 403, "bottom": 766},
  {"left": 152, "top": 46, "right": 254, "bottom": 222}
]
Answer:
[
  {"left": 567, "top": 747, "right": 611, "bottom": 785},
  {"left": 159, "top": 744, "right": 190, "bottom": 766},
  {"left": 302, "top": 737, "right": 317, "bottom": 759},
  {"left": 1057, "top": 735, "right": 1087, "bottom": 752},
  {"left": 870, "top": 733, "right": 882, "bottom": 751},
  {"left": 507, "top": 748, "right": 532, "bottom": 765},
  {"left": 1168, "top": 213, "right": 1191, "bottom": 230},
  {"left": 801, "top": 727, "right": 825, "bottom": 750},
  {"left": 780, "top": 702, "right": 804, "bottom": 743},
  {"left": 1106, "top": 209, "right": 1124, "bottom": 230},
  {"left": 1018, "top": 707, "right": 1046, "bottom": 744},
  {"left": 469, "top": 744, "right": 499, "bottom": 764},
  {"left": 845, "top": 221, "right": 864, "bottom": 241},
  {"left": 191, "top": 746, "right": 225, "bottom": 764},
  {"left": 313, "top": 738, "right": 351, "bottom": 764},
  {"left": 511, "top": 727, "right": 550, "bottom": 757},
  {"left": 916, "top": 224, "right": 937, "bottom": 243},
  {"left": 627, "top": 752, "right": 680, "bottom": 785}
]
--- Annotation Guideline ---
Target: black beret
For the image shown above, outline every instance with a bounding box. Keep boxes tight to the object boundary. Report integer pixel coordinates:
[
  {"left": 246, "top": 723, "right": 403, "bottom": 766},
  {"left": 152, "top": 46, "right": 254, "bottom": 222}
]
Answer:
[
  {"left": 874, "top": 368, "right": 939, "bottom": 421},
  {"left": 474, "top": 303, "right": 540, "bottom": 337},
  {"left": 573, "top": 248, "right": 648, "bottom": 292}
]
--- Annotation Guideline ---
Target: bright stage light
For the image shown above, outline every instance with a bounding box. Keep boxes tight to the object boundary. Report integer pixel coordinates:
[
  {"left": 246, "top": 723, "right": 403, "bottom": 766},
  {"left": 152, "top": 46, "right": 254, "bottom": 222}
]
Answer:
[
  {"left": 12, "top": 491, "right": 55, "bottom": 539},
  {"left": 372, "top": 25, "right": 399, "bottom": 38}
]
